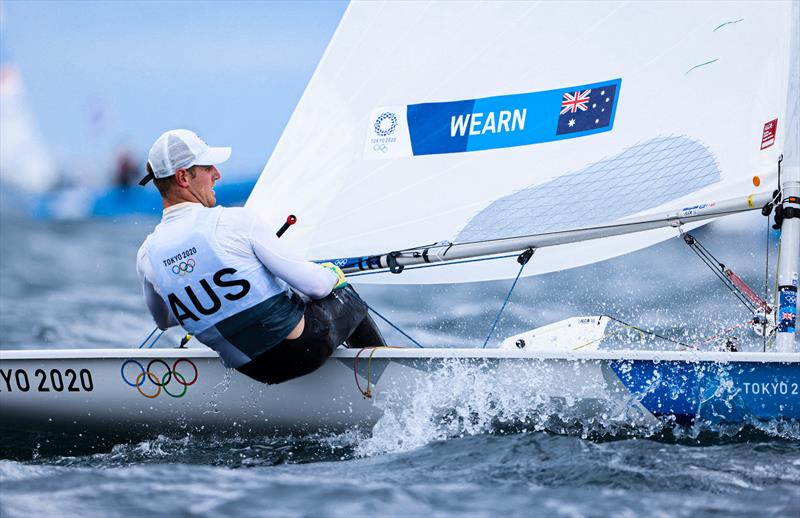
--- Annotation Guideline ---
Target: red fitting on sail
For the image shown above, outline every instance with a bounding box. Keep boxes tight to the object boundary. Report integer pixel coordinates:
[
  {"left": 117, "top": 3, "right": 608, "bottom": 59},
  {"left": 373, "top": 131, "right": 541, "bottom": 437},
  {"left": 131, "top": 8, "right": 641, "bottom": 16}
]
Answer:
[{"left": 724, "top": 268, "right": 771, "bottom": 313}]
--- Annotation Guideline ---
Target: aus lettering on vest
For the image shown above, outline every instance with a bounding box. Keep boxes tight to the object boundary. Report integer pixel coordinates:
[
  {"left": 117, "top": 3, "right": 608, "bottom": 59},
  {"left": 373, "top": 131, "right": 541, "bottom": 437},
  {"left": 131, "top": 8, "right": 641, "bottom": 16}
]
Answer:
[
  {"left": 169, "top": 268, "right": 251, "bottom": 325},
  {"left": 450, "top": 109, "right": 527, "bottom": 138}
]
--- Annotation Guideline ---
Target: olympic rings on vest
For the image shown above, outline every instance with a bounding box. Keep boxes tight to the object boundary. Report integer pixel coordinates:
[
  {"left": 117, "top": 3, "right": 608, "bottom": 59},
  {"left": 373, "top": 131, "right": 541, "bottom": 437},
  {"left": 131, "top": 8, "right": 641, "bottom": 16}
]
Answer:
[
  {"left": 172, "top": 258, "right": 196, "bottom": 276},
  {"left": 120, "top": 358, "right": 199, "bottom": 398}
]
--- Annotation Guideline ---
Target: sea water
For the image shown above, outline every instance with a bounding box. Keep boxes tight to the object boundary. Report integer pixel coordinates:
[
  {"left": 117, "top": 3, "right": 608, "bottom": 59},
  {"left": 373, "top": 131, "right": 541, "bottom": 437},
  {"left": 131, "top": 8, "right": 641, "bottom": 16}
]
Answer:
[{"left": 1, "top": 209, "right": 798, "bottom": 517}]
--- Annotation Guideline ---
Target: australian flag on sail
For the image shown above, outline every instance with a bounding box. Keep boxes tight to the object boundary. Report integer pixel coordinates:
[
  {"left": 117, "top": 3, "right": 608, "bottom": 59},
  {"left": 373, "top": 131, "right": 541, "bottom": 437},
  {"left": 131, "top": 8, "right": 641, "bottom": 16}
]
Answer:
[
  {"left": 556, "top": 83, "right": 618, "bottom": 135},
  {"left": 388, "top": 78, "right": 621, "bottom": 158}
]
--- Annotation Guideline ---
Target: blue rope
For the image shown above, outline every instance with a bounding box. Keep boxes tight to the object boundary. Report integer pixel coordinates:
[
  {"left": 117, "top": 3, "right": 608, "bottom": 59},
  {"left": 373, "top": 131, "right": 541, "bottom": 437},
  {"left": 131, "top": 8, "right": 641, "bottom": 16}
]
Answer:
[
  {"left": 137, "top": 327, "right": 158, "bottom": 349},
  {"left": 482, "top": 258, "right": 528, "bottom": 348},
  {"left": 364, "top": 302, "right": 425, "bottom": 349},
  {"left": 137, "top": 326, "right": 166, "bottom": 349},
  {"left": 148, "top": 330, "right": 166, "bottom": 348},
  {"left": 348, "top": 289, "right": 425, "bottom": 348}
]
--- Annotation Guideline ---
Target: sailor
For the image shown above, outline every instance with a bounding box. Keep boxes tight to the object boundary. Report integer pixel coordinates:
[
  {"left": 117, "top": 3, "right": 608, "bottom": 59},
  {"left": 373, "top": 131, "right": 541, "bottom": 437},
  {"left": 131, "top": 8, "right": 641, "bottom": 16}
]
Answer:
[{"left": 136, "top": 129, "right": 386, "bottom": 384}]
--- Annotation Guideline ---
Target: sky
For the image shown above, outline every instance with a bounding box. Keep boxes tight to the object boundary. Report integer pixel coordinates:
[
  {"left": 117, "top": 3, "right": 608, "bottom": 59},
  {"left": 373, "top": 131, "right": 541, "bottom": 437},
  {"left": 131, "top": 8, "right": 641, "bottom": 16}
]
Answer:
[{"left": 0, "top": 0, "right": 347, "bottom": 182}]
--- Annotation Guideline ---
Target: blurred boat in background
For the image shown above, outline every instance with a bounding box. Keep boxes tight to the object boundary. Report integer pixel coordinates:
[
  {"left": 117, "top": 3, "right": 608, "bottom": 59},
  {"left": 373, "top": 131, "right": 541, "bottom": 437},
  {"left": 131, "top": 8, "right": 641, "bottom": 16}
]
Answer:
[
  {"left": 28, "top": 178, "right": 256, "bottom": 219},
  {"left": 0, "top": 12, "right": 58, "bottom": 197},
  {"left": 0, "top": 9, "right": 256, "bottom": 220}
]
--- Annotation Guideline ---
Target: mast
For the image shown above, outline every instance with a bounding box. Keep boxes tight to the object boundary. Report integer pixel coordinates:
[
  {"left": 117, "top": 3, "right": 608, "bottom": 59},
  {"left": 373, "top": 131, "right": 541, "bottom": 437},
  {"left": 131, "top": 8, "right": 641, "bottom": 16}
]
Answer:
[
  {"left": 776, "top": 163, "right": 799, "bottom": 352},
  {"left": 775, "top": 0, "right": 799, "bottom": 353}
]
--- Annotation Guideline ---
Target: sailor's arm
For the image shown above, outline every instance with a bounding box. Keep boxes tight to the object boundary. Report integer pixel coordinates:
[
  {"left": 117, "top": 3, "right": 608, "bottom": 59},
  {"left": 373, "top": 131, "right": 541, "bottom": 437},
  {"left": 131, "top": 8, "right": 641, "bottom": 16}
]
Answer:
[
  {"left": 142, "top": 279, "right": 178, "bottom": 330},
  {"left": 246, "top": 211, "right": 338, "bottom": 299},
  {"left": 136, "top": 249, "right": 177, "bottom": 330}
]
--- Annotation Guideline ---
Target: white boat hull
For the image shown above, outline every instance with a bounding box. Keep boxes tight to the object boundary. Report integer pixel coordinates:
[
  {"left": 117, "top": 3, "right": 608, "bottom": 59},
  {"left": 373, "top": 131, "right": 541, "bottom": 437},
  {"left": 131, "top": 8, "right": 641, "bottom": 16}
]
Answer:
[
  {"left": 1, "top": 348, "right": 798, "bottom": 437},
  {"left": 0, "top": 349, "right": 800, "bottom": 436}
]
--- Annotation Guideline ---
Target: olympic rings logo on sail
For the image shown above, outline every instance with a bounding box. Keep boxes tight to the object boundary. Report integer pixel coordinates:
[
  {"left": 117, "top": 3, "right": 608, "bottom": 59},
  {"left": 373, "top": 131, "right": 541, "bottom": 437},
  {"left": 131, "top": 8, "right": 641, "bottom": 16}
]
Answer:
[
  {"left": 373, "top": 144, "right": 388, "bottom": 153},
  {"left": 374, "top": 112, "right": 397, "bottom": 137},
  {"left": 120, "top": 359, "right": 198, "bottom": 398},
  {"left": 172, "top": 258, "right": 196, "bottom": 276}
]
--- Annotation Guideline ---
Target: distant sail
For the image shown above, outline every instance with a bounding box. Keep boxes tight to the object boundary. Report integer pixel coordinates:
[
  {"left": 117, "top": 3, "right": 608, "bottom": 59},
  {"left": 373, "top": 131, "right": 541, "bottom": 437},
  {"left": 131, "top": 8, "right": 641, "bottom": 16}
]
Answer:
[
  {"left": 247, "top": 1, "right": 796, "bottom": 283},
  {"left": 0, "top": 12, "right": 57, "bottom": 193}
]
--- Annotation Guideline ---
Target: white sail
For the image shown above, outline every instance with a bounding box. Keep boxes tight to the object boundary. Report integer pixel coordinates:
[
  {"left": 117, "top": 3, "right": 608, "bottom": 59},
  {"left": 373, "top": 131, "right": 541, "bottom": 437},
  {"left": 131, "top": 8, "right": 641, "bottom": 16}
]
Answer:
[
  {"left": 0, "top": 12, "right": 57, "bottom": 193},
  {"left": 246, "top": 1, "right": 794, "bottom": 283}
]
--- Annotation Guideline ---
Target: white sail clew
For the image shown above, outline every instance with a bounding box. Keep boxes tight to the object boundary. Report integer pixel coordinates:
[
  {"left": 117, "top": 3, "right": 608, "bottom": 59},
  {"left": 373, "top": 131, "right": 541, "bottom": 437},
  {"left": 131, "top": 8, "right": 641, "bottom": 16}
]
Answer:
[{"left": 246, "top": 1, "right": 796, "bottom": 284}]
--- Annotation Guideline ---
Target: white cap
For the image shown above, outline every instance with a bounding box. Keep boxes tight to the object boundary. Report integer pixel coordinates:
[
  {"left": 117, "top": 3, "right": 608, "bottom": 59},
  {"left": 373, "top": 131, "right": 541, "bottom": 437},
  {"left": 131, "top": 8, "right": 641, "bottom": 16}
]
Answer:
[{"left": 139, "top": 129, "right": 231, "bottom": 186}]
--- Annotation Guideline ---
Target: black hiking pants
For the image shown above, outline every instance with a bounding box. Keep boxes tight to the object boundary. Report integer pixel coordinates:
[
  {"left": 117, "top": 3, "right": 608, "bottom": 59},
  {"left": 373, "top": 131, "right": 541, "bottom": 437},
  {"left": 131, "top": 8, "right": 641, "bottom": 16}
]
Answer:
[{"left": 236, "top": 286, "right": 385, "bottom": 384}]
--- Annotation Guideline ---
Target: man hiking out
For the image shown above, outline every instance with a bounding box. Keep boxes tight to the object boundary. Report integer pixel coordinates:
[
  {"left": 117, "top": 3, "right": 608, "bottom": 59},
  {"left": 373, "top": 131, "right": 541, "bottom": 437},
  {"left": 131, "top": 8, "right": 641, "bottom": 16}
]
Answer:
[{"left": 136, "top": 129, "right": 386, "bottom": 384}]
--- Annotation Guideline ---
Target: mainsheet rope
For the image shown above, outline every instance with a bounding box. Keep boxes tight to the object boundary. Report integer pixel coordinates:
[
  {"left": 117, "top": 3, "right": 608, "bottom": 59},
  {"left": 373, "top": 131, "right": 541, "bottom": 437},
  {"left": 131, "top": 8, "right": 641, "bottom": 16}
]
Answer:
[
  {"left": 481, "top": 249, "right": 533, "bottom": 348},
  {"left": 348, "top": 289, "right": 425, "bottom": 348},
  {"left": 351, "top": 250, "right": 535, "bottom": 349}
]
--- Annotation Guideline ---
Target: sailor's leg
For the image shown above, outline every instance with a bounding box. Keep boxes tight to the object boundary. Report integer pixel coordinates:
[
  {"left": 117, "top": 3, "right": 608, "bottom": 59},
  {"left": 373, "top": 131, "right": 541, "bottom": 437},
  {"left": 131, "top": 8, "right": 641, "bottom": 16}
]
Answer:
[
  {"left": 296, "top": 286, "right": 387, "bottom": 349},
  {"left": 235, "top": 331, "right": 331, "bottom": 385},
  {"left": 345, "top": 313, "right": 386, "bottom": 348},
  {"left": 235, "top": 300, "right": 335, "bottom": 384},
  {"left": 337, "top": 286, "right": 386, "bottom": 348}
]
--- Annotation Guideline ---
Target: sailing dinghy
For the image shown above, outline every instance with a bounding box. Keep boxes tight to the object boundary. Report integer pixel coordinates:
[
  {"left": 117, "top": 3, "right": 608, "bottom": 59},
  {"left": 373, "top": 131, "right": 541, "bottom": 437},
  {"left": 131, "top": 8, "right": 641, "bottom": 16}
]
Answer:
[
  {"left": 1, "top": 1, "right": 798, "bottom": 437},
  {"left": 0, "top": 19, "right": 58, "bottom": 197}
]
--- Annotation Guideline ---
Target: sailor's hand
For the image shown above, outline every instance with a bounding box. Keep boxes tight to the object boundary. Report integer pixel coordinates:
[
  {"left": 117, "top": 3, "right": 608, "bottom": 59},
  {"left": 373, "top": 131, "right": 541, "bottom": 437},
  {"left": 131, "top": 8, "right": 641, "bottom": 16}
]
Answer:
[{"left": 321, "top": 262, "right": 348, "bottom": 290}]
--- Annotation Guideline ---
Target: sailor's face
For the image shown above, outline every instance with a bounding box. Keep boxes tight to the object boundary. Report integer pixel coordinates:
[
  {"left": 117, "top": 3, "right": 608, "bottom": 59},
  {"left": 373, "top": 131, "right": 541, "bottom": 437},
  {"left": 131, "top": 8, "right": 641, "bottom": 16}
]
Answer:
[{"left": 187, "top": 165, "right": 221, "bottom": 207}]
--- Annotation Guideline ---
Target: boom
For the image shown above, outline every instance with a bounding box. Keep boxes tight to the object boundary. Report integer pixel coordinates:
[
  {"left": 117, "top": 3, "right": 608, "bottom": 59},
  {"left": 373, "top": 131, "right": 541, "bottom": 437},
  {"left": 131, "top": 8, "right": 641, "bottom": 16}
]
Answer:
[{"left": 329, "top": 191, "right": 775, "bottom": 276}]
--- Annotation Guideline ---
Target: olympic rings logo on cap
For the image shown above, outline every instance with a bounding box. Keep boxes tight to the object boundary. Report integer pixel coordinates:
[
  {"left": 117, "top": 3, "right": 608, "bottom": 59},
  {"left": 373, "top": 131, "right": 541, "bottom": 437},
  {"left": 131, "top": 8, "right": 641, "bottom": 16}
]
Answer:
[
  {"left": 373, "top": 144, "right": 388, "bottom": 153},
  {"left": 120, "top": 358, "right": 199, "bottom": 398},
  {"left": 171, "top": 258, "right": 196, "bottom": 276}
]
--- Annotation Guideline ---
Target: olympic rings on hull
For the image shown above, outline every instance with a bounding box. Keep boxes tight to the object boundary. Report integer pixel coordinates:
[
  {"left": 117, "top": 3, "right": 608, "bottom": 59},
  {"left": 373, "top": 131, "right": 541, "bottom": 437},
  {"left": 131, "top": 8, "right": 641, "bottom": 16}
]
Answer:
[
  {"left": 172, "top": 258, "right": 196, "bottom": 276},
  {"left": 121, "top": 358, "right": 199, "bottom": 398}
]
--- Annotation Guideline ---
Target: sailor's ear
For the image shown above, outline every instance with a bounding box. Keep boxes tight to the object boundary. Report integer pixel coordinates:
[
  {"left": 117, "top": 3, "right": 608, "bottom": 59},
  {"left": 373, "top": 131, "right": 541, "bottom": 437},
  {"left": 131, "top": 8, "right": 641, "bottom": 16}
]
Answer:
[{"left": 174, "top": 168, "right": 191, "bottom": 188}]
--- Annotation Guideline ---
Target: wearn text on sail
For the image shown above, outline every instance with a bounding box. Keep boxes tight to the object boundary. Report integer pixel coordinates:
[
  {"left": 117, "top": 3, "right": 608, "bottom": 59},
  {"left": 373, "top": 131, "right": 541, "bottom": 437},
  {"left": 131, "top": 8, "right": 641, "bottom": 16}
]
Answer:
[{"left": 450, "top": 109, "right": 527, "bottom": 137}]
